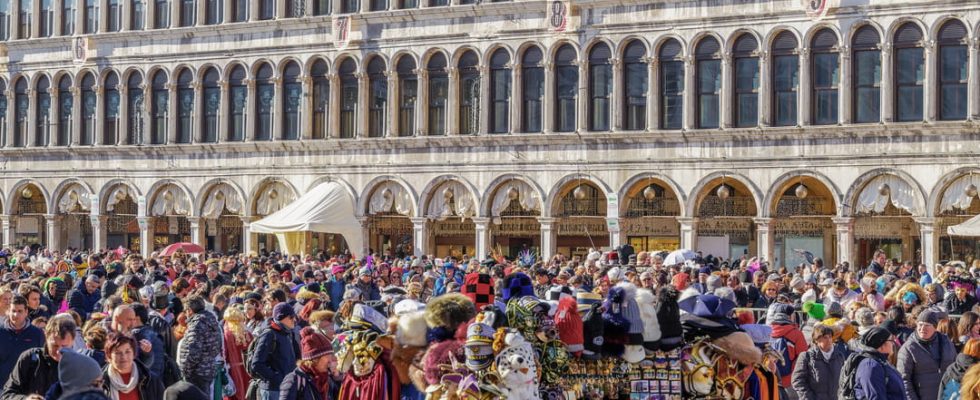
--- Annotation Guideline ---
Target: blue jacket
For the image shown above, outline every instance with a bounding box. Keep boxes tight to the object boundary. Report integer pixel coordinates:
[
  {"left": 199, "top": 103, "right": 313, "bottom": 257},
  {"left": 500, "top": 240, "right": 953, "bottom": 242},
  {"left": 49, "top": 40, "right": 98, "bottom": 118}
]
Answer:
[
  {"left": 434, "top": 273, "right": 462, "bottom": 297},
  {"left": 249, "top": 322, "right": 299, "bottom": 391},
  {"left": 67, "top": 280, "right": 100, "bottom": 321},
  {"left": 325, "top": 280, "right": 346, "bottom": 311},
  {"left": 854, "top": 352, "right": 907, "bottom": 400},
  {"left": 134, "top": 325, "right": 166, "bottom": 379},
  {"left": 0, "top": 320, "right": 44, "bottom": 382}
]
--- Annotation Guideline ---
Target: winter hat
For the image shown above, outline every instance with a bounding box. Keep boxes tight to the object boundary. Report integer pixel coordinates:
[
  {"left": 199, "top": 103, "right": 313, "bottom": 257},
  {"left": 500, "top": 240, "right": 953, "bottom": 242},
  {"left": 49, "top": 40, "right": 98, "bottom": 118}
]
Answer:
[
  {"left": 59, "top": 349, "right": 102, "bottom": 395},
  {"left": 607, "top": 267, "right": 623, "bottom": 282},
  {"left": 300, "top": 327, "right": 334, "bottom": 361},
  {"left": 635, "top": 288, "right": 662, "bottom": 352},
  {"left": 580, "top": 302, "right": 605, "bottom": 358},
  {"left": 501, "top": 272, "right": 534, "bottom": 302},
  {"left": 714, "top": 287, "right": 737, "bottom": 304},
  {"left": 576, "top": 292, "right": 602, "bottom": 313},
  {"left": 554, "top": 296, "right": 584, "bottom": 355},
  {"left": 393, "top": 299, "right": 425, "bottom": 316},
  {"left": 671, "top": 272, "right": 689, "bottom": 291},
  {"left": 616, "top": 282, "right": 645, "bottom": 345},
  {"left": 425, "top": 293, "right": 477, "bottom": 332},
  {"left": 826, "top": 301, "right": 843, "bottom": 318},
  {"left": 272, "top": 302, "right": 296, "bottom": 321},
  {"left": 802, "top": 301, "right": 826, "bottom": 320},
  {"left": 855, "top": 308, "right": 876, "bottom": 334},
  {"left": 706, "top": 274, "right": 723, "bottom": 292},
  {"left": 461, "top": 273, "right": 494, "bottom": 310},
  {"left": 861, "top": 326, "right": 893, "bottom": 349},
  {"left": 917, "top": 308, "right": 942, "bottom": 327},
  {"left": 790, "top": 277, "right": 804, "bottom": 290},
  {"left": 163, "top": 381, "right": 209, "bottom": 400},
  {"left": 347, "top": 303, "right": 388, "bottom": 333}
]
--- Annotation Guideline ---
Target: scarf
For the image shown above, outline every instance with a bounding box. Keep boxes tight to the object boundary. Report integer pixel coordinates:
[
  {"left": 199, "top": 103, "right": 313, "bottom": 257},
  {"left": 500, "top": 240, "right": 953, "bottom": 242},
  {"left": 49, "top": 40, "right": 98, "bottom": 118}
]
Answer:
[
  {"left": 107, "top": 366, "right": 139, "bottom": 400},
  {"left": 300, "top": 363, "right": 332, "bottom": 398}
]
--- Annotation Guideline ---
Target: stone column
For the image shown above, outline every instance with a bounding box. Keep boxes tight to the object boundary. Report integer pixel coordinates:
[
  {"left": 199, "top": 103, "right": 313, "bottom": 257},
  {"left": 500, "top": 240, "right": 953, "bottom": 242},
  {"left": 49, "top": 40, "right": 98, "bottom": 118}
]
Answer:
[
  {"left": 447, "top": 67, "right": 458, "bottom": 135},
  {"left": 538, "top": 217, "right": 556, "bottom": 261},
  {"left": 94, "top": 85, "right": 105, "bottom": 145},
  {"left": 26, "top": 88, "right": 36, "bottom": 147},
  {"left": 245, "top": 79, "right": 256, "bottom": 141},
  {"left": 880, "top": 45, "right": 893, "bottom": 122},
  {"left": 117, "top": 85, "right": 128, "bottom": 145},
  {"left": 223, "top": 0, "right": 233, "bottom": 22},
  {"left": 576, "top": 61, "right": 588, "bottom": 132},
  {"left": 754, "top": 217, "right": 773, "bottom": 264},
  {"left": 75, "top": 0, "right": 85, "bottom": 32},
  {"left": 542, "top": 62, "right": 554, "bottom": 133},
  {"left": 10, "top": 0, "right": 19, "bottom": 39},
  {"left": 606, "top": 217, "right": 621, "bottom": 249},
  {"left": 45, "top": 214, "right": 60, "bottom": 251},
  {"left": 301, "top": 76, "right": 313, "bottom": 139},
  {"left": 5, "top": 91, "right": 15, "bottom": 147},
  {"left": 140, "top": 84, "right": 151, "bottom": 144},
  {"left": 720, "top": 53, "right": 733, "bottom": 128},
  {"left": 31, "top": 0, "right": 41, "bottom": 38},
  {"left": 832, "top": 217, "right": 854, "bottom": 265},
  {"left": 121, "top": 0, "right": 131, "bottom": 30},
  {"left": 510, "top": 64, "right": 521, "bottom": 133},
  {"left": 478, "top": 65, "right": 490, "bottom": 134},
  {"left": 100, "top": 0, "right": 110, "bottom": 32},
  {"left": 473, "top": 217, "right": 489, "bottom": 260},
  {"left": 54, "top": 0, "right": 64, "bottom": 36},
  {"left": 272, "top": 77, "right": 283, "bottom": 139},
  {"left": 171, "top": 0, "right": 180, "bottom": 26},
  {"left": 839, "top": 47, "right": 852, "bottom": 125},
  {"left": 250, "top": 0, "right": 260, "bottom": 21},
  {"left": 188, "top": 216, "right": 204, "bottom": 248},
  {"left": 682, "top": 56, "right": 695, "bottom": 130},
  {"left": 610, "top": 58, "right": 622, "bottom": 132},
  {"left": 759, "top": 50, "right": 771, "bottom": 127},
  {"left": 647, "top": 58, "right": 659, "bottom": 130},
  {"left": 277, "top": 0, "right": 287, "bottom": 18},
  {"left": 49, "top": 89, "right": 60, "bottom": 146},
  {"left": 916, "top": 217, "right": 938, "bottom": 274},
  {"left": 166, "top": 83, "right": 177, "bottom": 144},
  {"left": 218, "top": 80, "right": 229, "bottom": 142},
  {"left": 90, "top": 214, "right": 107, "bottom": 252},
  {"left": 677, "top": 217, "right": 697, "bottom": 250},
  {"left": 798, "top": 48, "right": 811, "bottom": 126},
  {"left": 138, "top": 217, "right": 153, "bottom": 258},
  {"left": 197, "top": 0, "right": 207, "bottom": 25},
  {"left": 386, "top": 73, "right": 398, "bottom": 137},
  {"left": 416, "top": 70, "right": 428, "bottom": 135},
  {"left": 329, "top": 74, "right": 341, "bottom": 137},
  {"left": 410, "top": 217, "right": 428, "bottom": 257},
  {"left": 970, "top": 39, "right": 980, "bottom": 120},
  {"left": 356, "top": 73, "right": 368, "bottom": 138},
  {"left": 1, "top": 215, "right": 11, "bottom": 248},
  {"left": 356, "top": 216, "right": 371, "bottom": 256},
  {"left": 240, "top": 216, "right": 253, "bottom": 255},
  {"left": 191, "top": 82, "right": 203, "bottom": 142},
  {"left": 923, "top": 40, "right": 937, "bottom": 123}
]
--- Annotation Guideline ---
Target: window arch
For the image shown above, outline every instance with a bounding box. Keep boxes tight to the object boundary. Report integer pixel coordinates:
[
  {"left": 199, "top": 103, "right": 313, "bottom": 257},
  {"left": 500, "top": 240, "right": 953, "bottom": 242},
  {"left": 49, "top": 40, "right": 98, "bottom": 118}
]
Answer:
[
  {"left": 489, "top": 49, "right": 510, "bottom": 134},
  {"left": 254, "top": 63, "right": 274, "bottom": 141},
  {"left": 894, "top": 22, "right": 924, "bottom": 122},
  {"left": 104, "top": 72, "right": 120, "bottom": 145},
  {"left": 771, "top": 31, "right": 799, "bottom": 126},
  {"left": 202, "top": 68, "right": 220, "bottom": 143},
  {"left": 732, "top": 34, "right": 759, "bottom": 127},
  {"left": 852, "top": 25, "right": 881, "bottom": 123},
  {"left": 13, "top": 78, "right": 26, "bottom": 147},
  {"left": 695, "top": 36, "right": 721, "bottom": 129},
  {"left": 622, "top": 40, "right": 647, "bottom": 131},
  {"left": 938, "top": 20, "right": 968, "bottom": 120},
  {"left": 367, "top": 57, "right": 387, "bottom": 137},
  {"left": 126, "top": 73, "right": 142, "bottom": 145},
  {"left": 458, "top": 51, "right": 480, "bottom": 135},
  {"left": 554, "top": 44, "right": 577, "bottom": 132},
  {"left": 282, "top": 61, "right": 302, "bottom": 140},
  {"left": 397, "top": 56, "right": 417, "bottom": 137},
  {"left": 811, "top": 29, "right": 839, "bottom": 125},
  {"left": 659, "top": 38, "right": 683, "bottom": 129},
  {"left": 339, "top": 58, "right": 358, "bottom": 138},
  {"left": 58, "top": 76, "right": 73, "bottom": 146},
  {"left": 176, "top": 69, "right": 194, "bottom": 143},
  {"left": 427, "top": 52, "right": 448, "bottom": 136},
  {"left": 35, "top": 76, "right": 51, "bottom": 147},
  {"left": 227, "top": 65, "right": 246, "bottom": 141},
  {"left": 588, "top": 42, "right": 611, "bottom": 131},
  {"left": 150, "top": 70, "right": 168, "bottom": 144},
  {"left": 80, "top": 73, "right": 96, "bottom": 145},
  {"left": 522, "top": 46, "right": 544, "bottom": 133},
  {"left": 311, "top": 60, "right": 329, "bottom": 139}
]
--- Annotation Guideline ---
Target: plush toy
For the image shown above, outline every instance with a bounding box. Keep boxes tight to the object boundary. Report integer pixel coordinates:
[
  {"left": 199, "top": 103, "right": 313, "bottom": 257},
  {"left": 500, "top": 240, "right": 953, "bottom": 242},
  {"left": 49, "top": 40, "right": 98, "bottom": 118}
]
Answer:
[{"left": 493, "top": 330, "right": 540, "bottom": 400}]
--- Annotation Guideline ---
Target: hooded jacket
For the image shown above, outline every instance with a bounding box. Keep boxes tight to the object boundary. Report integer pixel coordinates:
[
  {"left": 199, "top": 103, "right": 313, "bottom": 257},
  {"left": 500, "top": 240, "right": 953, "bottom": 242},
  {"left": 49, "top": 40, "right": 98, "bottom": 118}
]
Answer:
[
  {"left": 897, "top": 332, "right": 956, "bottom": 400},
  {"left": 176, "top": 310, "right": 222, "bottom": 387},
  {"left": 791, "top": 344, "right": 848, "bottom": 400},
  {"left": 771, "top": 323, "right": 809, "bottom": 387},
  {"left": 855, "top": 350, "right": 907, "bottom": 400},
  {"left": 249, "top": 321, "right": 300, "bottom": 390},
  {"left": 939, "top": 353, "right": 978, "bottom": 400},
  {"left": 67, "top": 279, "right": 101, "bottom": 322}
]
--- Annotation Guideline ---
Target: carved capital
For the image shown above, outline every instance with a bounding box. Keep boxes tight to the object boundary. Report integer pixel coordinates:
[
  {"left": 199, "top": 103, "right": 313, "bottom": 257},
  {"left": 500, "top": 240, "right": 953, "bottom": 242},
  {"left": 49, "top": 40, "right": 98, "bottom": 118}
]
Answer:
[
  {"left": 609, "top": 58, "right": 621, "bottom": 68},
  {"left": 218, "top": 80, "right": 229, "bottom": 89}
]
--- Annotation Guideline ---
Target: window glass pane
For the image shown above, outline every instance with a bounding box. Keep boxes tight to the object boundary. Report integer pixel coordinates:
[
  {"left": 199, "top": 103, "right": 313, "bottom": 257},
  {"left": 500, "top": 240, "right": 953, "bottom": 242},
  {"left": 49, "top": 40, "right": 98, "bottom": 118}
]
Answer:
[
  {"left": 556, "top": 65, "right": 577, "bottom": 132},
  {"left": 940, "top": 45, "right": 968, "bottom": 120},
  {"left": 255, "top": 84, "right": 273, "bottom": 140},
  {"left": 399, "top": 78, "right": 415, "bottom": 136},
  {"left": 155, "top": 0, "right": 169, "bottom": 28},
  {"left": 229, "top": 85, "right": 246, "bottom": 141},
  {"left": 773, "top": 55, "right": 798, "bottom": 126},
  {"left": 40, "top": 0, "right": 52, "bottom": 37},
  {"left": 19, "top": 0, "right": 30, "bottom": 38},
  {"left": 698, "top": 60, "right": 720, "bottom": 129},
  {"left": 734, "top": 57, "right": 758, "bottom": 127},
  {"left": 624, "top": 62, "right": 646, "bottom": 131},
  {"left": 368, "top": 79, "right": 386, "bottom": 137},
  {"left": 36, "top": 91, "right": 50, "bottom": 146},
  {"left": 85, "top": 0, "right": 98, "bottom": 33},
  {"left": 812, "top": 53, "right": 838, "bottom": 87},
  {"left": 523, "top": 67, "right": 543, "bottom": 132},
  {"left": 490, "top": 68, "right": 509, "bottom": 133},
  {"left": 203, "top": 87, "right": 219, "bottom": 142},
  {"left": 177, "top": 88, "right": 193, "bottom": 143},
  {"left": 590, "top": 64, "right": 610, "bottom": 131},
  {"left": 61, "top": 88, "right": 74, "bottom": 145},
  {"left": 428, "top": 76, "right": 447, "bottom": 135},
  {"left": 459, "top": 75, "right": 479, "bottom": 134},
  {"left": 108, "top": 0, "right": 120, "bottom": 31},
  {"left": 132, "top": 0, "right": 145, "bottom": 29},
  {"left": 340, "top": 79, "right": 357, "bottom": 138},
  {"left": 895, "top": 48, "right": 923, "bottom": 121},
  {"left": 61, "top": 0, "right": 74, "bottom": 35},
  {"left": 661, "top": 61, "right": 683, "bottom": 129},
  {"left": 812, "top": 53, "right": 838, "bottom": 125}
]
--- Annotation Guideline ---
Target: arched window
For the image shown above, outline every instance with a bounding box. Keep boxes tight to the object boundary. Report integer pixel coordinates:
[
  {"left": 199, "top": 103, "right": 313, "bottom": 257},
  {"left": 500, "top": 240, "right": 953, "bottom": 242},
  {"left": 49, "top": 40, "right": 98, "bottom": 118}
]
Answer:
[
  {"left": 154, "top": 0, "right": 169, "bottom": 28},
  {"left": 13, "top": 78, "right": 25, "bottom": 147},
  {"left": 732, "top": 34, "right": 759, "bottom": 127},
  {"left": 103, "top": 72, "right": 120, "bottom": 145},
  {"left": 339, "top": 58, "right": 358, "bottom": 138},
  {"left": 622, "top": 40, "right": 647, "bottom": 131},
  {"left": 205, "top": 0, "right": 221, "bottom": 24},
  {"left": 58, "top": 76, "right": 73, "bottom": 146},
  {"left": 18, "top": 0, "right": 30, "bottom": 38},
  {"left": 227, "top": 65, "right": 246, "bottom": 141},
  {"left": 150, "top": 70, "right": 168, "bottom": 144},
  {"left": 84, "top": 0, "right": 98, "bottom": 33},
  {"left": 397, "top": 56, "right": 416, "bottom": 136},
  {"left": 852, "top": 25, "right": 881, "bottom": 123},
  {"left": 938, "top": 20, "right": 968, "bottom": 120},
  {"left": 231, "top": 0, "right": 247, "bottom": 21},
  {"left": 202, "top": 68, "right": 219, "bottom": 142},
  {"left": 126, "top": 73, "right": 142, "bottom": 145},
  {"left": 254, "top": 63, "right": 274, "bottom": 140},
  {"left": 894, "top": 23, "right": 924, "bottom": 122},
  {"left": 282, "top": 62, "right": 302, "bottom": 140},
  {"left": 554, "top": 44, "right": 577, "bottom": 132},
  {"left": 311, "top": 60, "right": 329, "bottom": 139},
  {"left": 176, "top": 69, "right": 194, "bottom": 143},
  {"left": 0, "top": 80, "right": 6, "bottom": 145},
  {"left": 588, "top": 42, "right": 611, "bottom": 131},
  {"left": 260, "top": 0, "right": 275, "bottom": 19},
  {"left": 62, "top": 0, "right": 76, "bottom": 35},
  {"left": 80, "top": 73, "right": 96, "bottom": 145},
  {"left": 179, "top": 0, "right": 195, "bottom": 26},
  {"left": 696, "top": 37, "right": 721, "bottom": 129},
  {"left": 811, "top": 29, "right": 839, "bottom": 125},
  {"left": 771, "top": 31, "right": 799, "bottom": 126},
  {"left": 39, "top": 0, "right": 53, "bottom": 37},
  {"left": 521, "top": 46, "right": 543, "bottom": 133},
  {"left": 131, "top": 0, "right": 145, "bottom": 30},
  {"left": 108, "top": 0, "right": 121, "bottom": 31},
  {"left": 659, "top": 39, "right": 683, "bottom": 129},
  {"left": 0, "top": 2, "right": 11, "bottom": 40},
  {"left": 427, "top": 53, "right": 448, "bottom": 136},
  {"left": 458, "top": 51, "right": 480, "bottom": 135},
  {"left": 35, "top": 76, "right": 51, "bottom": 147},
  {"left": 367, "top": 57, "right": 387, "bottom": 137},
  {"left": 489, "top": 49, "right": 510, "bottom": 134}
]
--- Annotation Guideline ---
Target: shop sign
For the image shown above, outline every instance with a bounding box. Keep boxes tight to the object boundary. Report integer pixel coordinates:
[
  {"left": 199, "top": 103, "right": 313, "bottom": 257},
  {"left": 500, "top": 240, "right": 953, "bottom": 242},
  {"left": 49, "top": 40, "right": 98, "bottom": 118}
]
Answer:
[
  {"left": 369, "top": 216, "right": 414, "bottom": 236},
  {"left": 854, "top": 217, "right": 912, "bottom": 239},
  {"left": 557, "top": 218, "right": 608, "bottom": 237},
  {"left": 772, "top": 218, "right": 833, "bottom": 236},
  {"left": 493, "top": 218, "right": 541, "bottom": 237},
  {"left": 432, "top": 220, "right": 477, "bottom": 237},
  {"left": 621, "top": 217, "right": 680, "bottom": 236}
]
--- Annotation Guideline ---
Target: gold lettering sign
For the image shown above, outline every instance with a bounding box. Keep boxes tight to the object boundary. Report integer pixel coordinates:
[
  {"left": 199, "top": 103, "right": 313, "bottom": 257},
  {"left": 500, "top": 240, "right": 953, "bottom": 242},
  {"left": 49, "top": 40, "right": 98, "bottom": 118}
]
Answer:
[
  {"left": 772, "top": 218, "right": 833, "bottom": 236},
  {"left": 621, "top": 217, "right": 680, "bottom": 236},
  {"left": 557, "top": 217, "right": 609, "bottom": 237},
  {"left": 697, "top": 218, "right": 752, "bottom": 241},
  {"left": 854, "top": 217, "right": 914, "bottom": 239},
  {"left": 493, "top": 218, "right": 541, "bottom": 237},
  {"left": 432, "top": 220, "right": 477, "bottom": 237},
  {"left": 368, "top": 216, "right": 414, "bottom": 236}
]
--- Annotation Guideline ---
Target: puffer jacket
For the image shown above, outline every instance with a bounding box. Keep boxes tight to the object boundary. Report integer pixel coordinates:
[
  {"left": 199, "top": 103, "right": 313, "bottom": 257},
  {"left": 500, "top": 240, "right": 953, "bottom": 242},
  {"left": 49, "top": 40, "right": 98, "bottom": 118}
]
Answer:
[
  {"left": 177, "top": 310, "right": 222, "bottom": 386},
  {"left": 897, "top": 332, "right": 956, "bottom": 400},
  {"left": 939, "top": 353, "right": 978, "bottom": 400},
  {"left": 67, "top": 279, "right": 101, "bottom": 321},
  {"left": 249, "top": 321, "right": 299, "bottom": 391},
  {"left": 791, "top": 345, "right": 849, "bottom": 400},
  {"left": 855, "top": 351, "right": 907, "bottom": 400}
]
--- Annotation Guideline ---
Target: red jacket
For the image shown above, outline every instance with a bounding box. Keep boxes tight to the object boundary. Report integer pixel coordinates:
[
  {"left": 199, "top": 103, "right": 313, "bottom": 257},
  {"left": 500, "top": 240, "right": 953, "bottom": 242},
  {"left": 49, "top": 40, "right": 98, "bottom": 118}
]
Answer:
[{"left": 771, "top": 323, "right": 809, "bottom": 387}]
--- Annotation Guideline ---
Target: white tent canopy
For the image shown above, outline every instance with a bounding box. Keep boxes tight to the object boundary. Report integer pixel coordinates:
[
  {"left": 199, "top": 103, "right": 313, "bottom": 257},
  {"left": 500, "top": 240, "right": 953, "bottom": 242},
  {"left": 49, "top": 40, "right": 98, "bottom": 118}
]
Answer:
[
  {"left": 250, "top": 181, "right": 363, "bottom": 256},
  {"left": 948, "top": 214, "right": 980, "bottom": 236}
]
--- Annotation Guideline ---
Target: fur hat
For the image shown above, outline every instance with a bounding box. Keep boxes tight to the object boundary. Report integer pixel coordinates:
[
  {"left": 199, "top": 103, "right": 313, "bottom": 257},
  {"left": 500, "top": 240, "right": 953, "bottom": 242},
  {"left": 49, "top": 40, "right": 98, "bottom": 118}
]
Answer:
[
  {"left": 395, "top": 310, "right": 428, "bottom": 347},
  {"left": 425, "top": 293, "right": 476, "bottom": 331},
  {"left": 635, "top": 288, "right": 662, "bottom": 352}
]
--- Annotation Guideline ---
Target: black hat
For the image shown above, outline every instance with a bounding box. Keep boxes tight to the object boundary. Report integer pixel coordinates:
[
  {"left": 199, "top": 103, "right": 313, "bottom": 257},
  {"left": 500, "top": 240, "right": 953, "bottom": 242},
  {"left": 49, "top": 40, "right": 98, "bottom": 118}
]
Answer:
[{"left": 861, "top": 326, "right": 893, "bottom": 349}]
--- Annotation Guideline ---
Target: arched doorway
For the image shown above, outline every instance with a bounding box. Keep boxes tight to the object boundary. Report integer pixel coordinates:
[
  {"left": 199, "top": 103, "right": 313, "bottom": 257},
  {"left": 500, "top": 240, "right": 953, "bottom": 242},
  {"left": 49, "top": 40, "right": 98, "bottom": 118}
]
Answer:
[
  {"left": 621, "top": 177, "right": 681, "bottom": 253},
  {"left": 11, "top": 183, "right": 48, "bottom": 248},
  {"left": 851, "top": 175, "right": 920, "bottom": 263},
  {"left": 694, "top": 177, "right": 758, "bottom": 261},
  {"left": 104, "top": 184, "right": 139, "bottom": 252},
  {"left": 200, "top": 183, "right": 244, "bottom": 254},
  {"left": 251, "top": 180, "right": 297, "bottom": 254},
  {"left": 364, "top": 180, "right": 415, "bottom": 259},
  {"left": 148, "top": 183, "right": 192, "bottom": 250},
  {"left": 553, "top": 180, "right": 609, "bottom": 259},
  {"left": 55, "top": 183, "right": 93, "bottom": 250},
  {"left": 487, "top": 178, "right": 542, "bottom": 259},
  {"left": 936, "top": 173, "right": 980, "bottom": 262},
  {"left": 424, "top": 179, "right": 477, "bottom": 258},
  {"left": 769, "top": 176, "right": 837, "bottom": 268}
]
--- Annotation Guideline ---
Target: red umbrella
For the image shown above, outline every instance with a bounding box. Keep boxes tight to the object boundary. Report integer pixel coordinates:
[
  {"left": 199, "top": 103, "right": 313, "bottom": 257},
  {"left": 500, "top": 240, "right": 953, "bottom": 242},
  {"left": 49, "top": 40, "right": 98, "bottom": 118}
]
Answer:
[{"left": 159, "top": 242, "right": 205, "bottom": 256}]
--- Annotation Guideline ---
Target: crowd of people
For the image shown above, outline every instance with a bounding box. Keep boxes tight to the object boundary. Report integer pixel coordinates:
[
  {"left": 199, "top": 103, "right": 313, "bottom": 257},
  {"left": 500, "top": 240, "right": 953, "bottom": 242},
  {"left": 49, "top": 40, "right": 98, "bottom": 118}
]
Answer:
[{"left": 3, "top": 244, "right": 980, "bottom": 400}]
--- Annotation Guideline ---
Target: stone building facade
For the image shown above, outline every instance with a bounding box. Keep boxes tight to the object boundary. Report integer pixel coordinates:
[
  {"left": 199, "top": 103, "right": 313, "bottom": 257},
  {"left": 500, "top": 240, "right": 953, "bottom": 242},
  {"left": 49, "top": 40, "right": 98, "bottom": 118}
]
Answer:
[{"left": 0, "top": 0, "right": 978, "bottom": 269}]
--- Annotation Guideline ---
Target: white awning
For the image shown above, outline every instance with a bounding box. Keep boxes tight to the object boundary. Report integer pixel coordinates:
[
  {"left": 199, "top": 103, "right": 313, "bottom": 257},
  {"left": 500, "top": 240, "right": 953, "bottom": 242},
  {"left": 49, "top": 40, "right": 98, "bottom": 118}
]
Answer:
[
  {"left": 948, "top": 214, "right": 980, "bottom": 236},
  {"left": 250, "top": 181, "right": 363, "bottom": 256}
]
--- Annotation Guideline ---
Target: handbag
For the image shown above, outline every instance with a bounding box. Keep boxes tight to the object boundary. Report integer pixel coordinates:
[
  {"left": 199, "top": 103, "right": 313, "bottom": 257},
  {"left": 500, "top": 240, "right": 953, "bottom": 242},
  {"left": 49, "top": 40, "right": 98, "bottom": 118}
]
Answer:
[{"left": 221, "top": 362, "right": 237, "bottom": 397}]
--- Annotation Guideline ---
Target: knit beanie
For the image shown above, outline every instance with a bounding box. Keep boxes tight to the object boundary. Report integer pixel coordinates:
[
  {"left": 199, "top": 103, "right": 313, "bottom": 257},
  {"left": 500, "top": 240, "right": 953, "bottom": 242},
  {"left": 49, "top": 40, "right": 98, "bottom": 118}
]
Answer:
[
  {"left": 163, "top": 381, "right": 209, "bottom": 400},
  {"left": 300, "top": 327, "right": 333, "bottom": 361},
  {"left": 581, "top": 303, "right": 605, "bottom": 359},
  {"left": 616, "top": 282, "right": 645, "bottom": 345},
  {"left": 58, "top": 349, "right": 102, "bottom": 395},
  {"left": 554, "top": 296, "right": 584, "bottom": 355},
  {"left": 655, "top": 286, "right": 683, "bottom": 351},
  {"left": 635, "top": 288, "right": 662, "bottom": 352}
]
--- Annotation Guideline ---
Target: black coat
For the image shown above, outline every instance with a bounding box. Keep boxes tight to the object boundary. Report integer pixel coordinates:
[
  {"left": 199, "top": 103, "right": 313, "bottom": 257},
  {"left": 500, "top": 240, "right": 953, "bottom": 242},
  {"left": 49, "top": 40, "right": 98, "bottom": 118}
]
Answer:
[
  {"left": 791, "top": 345, "right": 849, "bottom": 400},
  {"left": 0, "top": 348, "right": 60, "bottom": 400},
  {"left": 249, "top": 323, "right": 299, "bottom": 391},
  {"left": 279, "top": 369, "right": 325, "bottom": 400}
]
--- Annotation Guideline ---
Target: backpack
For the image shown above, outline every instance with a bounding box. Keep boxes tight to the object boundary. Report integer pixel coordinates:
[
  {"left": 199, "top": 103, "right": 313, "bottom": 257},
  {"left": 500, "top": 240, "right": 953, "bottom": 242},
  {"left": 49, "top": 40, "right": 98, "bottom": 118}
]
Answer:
[
  {"left": 769, "top": 336, "right": 796, "bottom": 378},
  {"left": 244, "top": 328, "right": 276, "bottom": 378},
  {"left": 838, "top": 351, "right": 888, "bottom": 400},
  {"left": 161, "top": 353, "right": 183, "bottom": 387}
]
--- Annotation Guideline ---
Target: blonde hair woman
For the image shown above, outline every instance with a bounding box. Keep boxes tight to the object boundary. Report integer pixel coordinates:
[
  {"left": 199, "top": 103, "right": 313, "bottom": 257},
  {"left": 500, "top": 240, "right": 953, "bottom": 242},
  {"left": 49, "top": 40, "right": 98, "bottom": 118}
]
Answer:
[{"left": 223, "top": 304, "right": 252, "bottom": 400}]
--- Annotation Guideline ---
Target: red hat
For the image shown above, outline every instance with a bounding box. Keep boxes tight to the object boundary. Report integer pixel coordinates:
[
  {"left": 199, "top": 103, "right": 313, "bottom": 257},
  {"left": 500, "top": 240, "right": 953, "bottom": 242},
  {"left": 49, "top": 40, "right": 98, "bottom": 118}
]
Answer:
[
  {"left": 461, "top": 273, "right": 494, "bottom": 310},
  {"left": 554, "top": 296, "right": 584, "bottom": 356},
  {"left": 300, "top": 327, "right": 333, "bottom": 361},
  {"left": 672, "top": 272, "right": 689, "bottom": 291}
]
